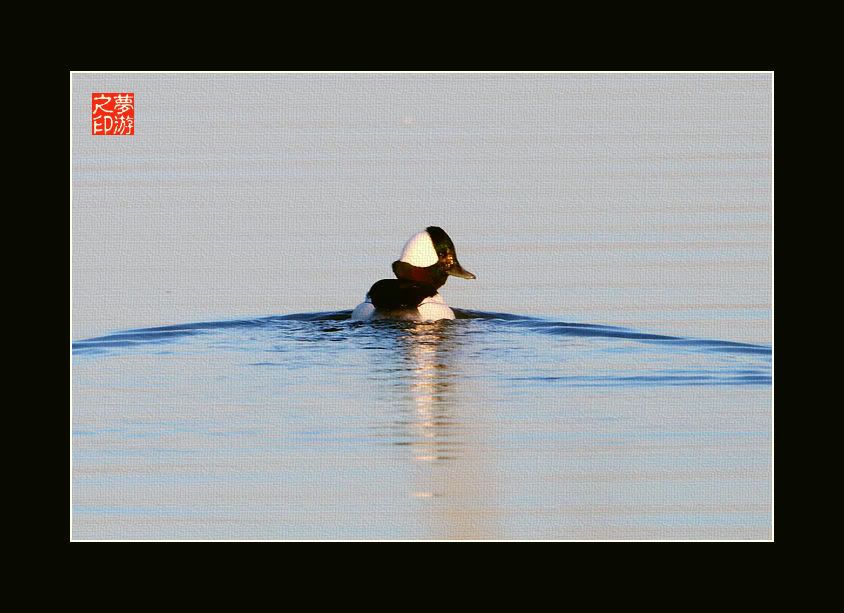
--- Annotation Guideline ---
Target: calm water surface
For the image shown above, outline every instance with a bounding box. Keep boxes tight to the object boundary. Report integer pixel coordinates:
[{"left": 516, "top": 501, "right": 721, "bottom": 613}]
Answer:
[{"left": 73, "top": 310, "right": 771, "bottom": 539}]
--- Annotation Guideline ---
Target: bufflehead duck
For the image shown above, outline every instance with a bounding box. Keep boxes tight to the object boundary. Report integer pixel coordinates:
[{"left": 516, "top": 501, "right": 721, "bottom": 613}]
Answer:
[{"left": 351, "top": 226, "right": 476, "bottom": 321}]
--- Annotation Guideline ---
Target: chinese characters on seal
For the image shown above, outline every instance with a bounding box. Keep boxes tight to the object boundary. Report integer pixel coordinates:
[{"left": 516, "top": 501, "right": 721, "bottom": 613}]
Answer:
[{"left": 92, "top": 93, "right": 134, "bottom": 135}]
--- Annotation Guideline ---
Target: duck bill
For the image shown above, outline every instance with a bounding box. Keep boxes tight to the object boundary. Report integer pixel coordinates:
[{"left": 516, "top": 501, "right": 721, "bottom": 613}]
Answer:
[{"left": 448, "top": 262, "right": 476, "bottom": 280}]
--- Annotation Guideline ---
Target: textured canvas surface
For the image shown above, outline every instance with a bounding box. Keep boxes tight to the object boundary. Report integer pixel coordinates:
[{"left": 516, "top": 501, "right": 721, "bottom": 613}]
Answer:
[{"left": 72, "top": 73, "right": 772, "bottom": 540}]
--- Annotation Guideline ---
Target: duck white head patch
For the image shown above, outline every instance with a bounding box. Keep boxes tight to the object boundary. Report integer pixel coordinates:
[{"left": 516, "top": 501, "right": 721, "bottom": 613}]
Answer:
[{"left": 398, "top": 230, "right": 438, "bottom": 267}]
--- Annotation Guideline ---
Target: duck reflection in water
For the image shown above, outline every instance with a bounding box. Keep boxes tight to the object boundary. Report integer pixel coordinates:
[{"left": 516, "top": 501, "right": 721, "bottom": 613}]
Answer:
[
  {"left": 394, "top": 321, "right": 462, "bottom": 462},
  {"left": 383, "top": 320, "right": 501, "bottom": 539}
]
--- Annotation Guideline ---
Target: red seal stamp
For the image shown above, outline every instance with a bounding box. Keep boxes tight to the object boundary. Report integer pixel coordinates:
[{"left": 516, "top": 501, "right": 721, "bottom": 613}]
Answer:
[{"left": 92, "top": 92, "right": 134, "bottom": 136}]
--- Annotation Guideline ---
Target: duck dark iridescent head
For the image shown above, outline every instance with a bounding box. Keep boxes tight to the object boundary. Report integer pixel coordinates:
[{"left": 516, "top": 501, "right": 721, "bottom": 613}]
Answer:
[{"left": 391, "top": 226, "right": 476, "bottom": 287}]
